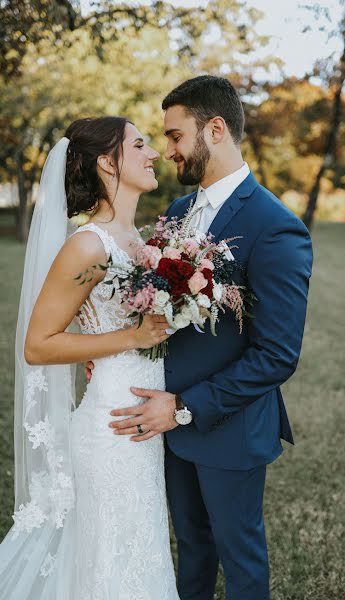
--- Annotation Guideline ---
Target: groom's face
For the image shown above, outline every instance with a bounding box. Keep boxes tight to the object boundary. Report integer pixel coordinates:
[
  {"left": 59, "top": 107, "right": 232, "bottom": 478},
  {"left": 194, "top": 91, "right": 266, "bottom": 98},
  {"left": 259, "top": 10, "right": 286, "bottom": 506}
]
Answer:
[{"left": 164, "top": 105, "right": 211, "bottom": 186}]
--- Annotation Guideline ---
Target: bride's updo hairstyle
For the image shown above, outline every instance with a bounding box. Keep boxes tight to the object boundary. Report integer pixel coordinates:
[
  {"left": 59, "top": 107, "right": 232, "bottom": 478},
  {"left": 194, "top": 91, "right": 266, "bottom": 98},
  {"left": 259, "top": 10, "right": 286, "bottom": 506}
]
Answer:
[{"left": 65, "top": 116, "right": 131, "bottom": 218}]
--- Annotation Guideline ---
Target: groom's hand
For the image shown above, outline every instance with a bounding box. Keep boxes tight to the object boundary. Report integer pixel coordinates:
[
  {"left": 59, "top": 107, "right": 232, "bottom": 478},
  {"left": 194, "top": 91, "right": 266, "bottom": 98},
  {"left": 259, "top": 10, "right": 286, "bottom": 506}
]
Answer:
[
  {"left": 85, "top": 360, "right": 94, "bottom": 382},
  {"left": 108, "top": 388, "right": 178, "bottom": 442}
]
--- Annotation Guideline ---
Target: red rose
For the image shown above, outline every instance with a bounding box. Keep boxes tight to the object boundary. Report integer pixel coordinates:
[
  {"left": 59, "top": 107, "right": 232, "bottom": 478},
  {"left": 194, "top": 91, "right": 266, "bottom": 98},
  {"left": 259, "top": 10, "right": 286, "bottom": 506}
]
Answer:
[
  {"left": 201, "top": 268, "right": 214, "bottom": 299},
  {"left": 147, "top": 237, "right": 165, "bottom": 249},
  {"left": 156, "top": 258, "right": 195, "bottom": 298}
]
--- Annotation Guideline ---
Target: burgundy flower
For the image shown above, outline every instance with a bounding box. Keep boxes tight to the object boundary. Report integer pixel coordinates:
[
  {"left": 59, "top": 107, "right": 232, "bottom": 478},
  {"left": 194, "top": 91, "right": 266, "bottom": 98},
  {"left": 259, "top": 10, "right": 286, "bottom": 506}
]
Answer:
[
  {"left": 147, "top": 237, "right": 166, "bottom": 249},
  {"left": 156, "top": 258, "right": 195, "bottom": 298},
  {"left": 201, "top": 268, "right": 214, "bottom": 299}
]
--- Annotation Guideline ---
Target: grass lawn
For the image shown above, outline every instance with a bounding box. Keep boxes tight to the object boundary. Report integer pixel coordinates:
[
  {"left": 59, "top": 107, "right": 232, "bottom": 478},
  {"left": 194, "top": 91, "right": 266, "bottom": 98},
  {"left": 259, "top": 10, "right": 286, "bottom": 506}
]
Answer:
[{"left": 0, "top": 223, "right": 344, "bottom": 599}]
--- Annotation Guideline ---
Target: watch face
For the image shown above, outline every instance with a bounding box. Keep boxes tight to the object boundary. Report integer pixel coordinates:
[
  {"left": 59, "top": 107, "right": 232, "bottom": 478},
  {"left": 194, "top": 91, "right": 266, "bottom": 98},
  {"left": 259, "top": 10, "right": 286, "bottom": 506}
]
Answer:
[{"left": 176, "top": 409, "right": 192, "bottom": 425}]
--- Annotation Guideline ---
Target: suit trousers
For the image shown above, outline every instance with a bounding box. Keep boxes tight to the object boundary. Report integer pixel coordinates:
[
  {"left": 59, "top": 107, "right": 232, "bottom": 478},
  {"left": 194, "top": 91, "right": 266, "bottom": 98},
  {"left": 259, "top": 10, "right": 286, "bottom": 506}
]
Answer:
[{"left": 165, "top": 444, "right": 269, "bottom": 600}]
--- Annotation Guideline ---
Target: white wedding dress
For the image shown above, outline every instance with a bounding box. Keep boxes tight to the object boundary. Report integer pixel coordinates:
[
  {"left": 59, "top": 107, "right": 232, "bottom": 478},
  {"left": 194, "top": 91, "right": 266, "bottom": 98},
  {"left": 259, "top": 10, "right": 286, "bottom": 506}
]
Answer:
[
  {"left": 0, "top": 222, "right": 179, "bottom": 600},
  {"left": 67, "top": 222, "right": 179, "bottom": 599},
  {"left": 67, "top": 223, "right": 179, "bottom": 599}
]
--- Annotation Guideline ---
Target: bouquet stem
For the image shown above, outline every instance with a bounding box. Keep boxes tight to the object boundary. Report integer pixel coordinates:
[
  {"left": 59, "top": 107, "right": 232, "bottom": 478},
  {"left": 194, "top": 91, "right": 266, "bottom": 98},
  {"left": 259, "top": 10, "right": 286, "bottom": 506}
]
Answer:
[{"left": 139, "top": 340, "right": 169, "bottom": 362}]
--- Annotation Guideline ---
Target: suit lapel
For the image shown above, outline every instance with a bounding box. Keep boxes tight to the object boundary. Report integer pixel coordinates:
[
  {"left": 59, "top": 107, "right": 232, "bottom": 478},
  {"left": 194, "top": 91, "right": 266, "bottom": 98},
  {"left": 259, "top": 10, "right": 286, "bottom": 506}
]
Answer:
[
  {"left": 208, "top": 193, "right": 242, "bottom": 242},
  {"left": 208, "top": 172, "right": 259, "bottom": 242},
  {"left": 170, "top": 192, "right": 197, "bottom": 221}
]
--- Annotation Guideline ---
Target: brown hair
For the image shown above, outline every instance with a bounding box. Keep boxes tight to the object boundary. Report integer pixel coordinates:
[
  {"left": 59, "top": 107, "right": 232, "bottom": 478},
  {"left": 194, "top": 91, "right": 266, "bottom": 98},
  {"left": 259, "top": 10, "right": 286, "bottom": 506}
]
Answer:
[
  {"left": 162, "top": 75, "right": 244, "bottom": 146},
  {"left": 64, "top": 116, "right": 131, "bottom": 218}
]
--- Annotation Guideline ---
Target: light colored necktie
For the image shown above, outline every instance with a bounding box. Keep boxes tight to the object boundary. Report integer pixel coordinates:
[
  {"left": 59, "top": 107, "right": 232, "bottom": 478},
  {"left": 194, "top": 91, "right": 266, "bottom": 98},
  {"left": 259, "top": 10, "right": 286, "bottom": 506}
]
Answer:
[{"left": 189, "top": 191, "right": 209, "bottom": 232}]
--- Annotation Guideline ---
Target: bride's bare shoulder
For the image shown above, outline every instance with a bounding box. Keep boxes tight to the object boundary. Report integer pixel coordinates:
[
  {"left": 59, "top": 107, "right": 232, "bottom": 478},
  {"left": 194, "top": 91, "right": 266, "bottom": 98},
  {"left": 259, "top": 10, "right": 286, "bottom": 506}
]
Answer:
[
  {"left": 66, "top": 227, "right": 106, "bottom": 255},
  {"left": 50, "top": 229, "right": 107, "bottom": 281}
]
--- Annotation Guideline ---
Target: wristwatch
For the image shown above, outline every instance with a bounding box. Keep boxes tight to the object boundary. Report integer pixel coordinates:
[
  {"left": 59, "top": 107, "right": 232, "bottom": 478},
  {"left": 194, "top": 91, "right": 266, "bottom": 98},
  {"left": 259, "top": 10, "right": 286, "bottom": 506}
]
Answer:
[{"left": 174, "top": 394, "right": 193, "bottom": 425}]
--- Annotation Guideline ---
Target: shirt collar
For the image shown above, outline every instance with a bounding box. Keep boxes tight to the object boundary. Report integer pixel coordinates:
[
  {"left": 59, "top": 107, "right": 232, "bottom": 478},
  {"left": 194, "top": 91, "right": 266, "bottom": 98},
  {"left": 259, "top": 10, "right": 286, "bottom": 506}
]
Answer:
[{"left": 198, "top": 162, "right": 250, "bottom": 209}]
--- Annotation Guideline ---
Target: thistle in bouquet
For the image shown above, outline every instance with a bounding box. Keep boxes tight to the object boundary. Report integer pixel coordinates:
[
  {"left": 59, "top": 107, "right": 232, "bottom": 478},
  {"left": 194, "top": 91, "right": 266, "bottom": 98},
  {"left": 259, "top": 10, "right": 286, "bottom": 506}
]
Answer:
[{"left": 102, "top": 204, "right": 255, "bottom": 361}]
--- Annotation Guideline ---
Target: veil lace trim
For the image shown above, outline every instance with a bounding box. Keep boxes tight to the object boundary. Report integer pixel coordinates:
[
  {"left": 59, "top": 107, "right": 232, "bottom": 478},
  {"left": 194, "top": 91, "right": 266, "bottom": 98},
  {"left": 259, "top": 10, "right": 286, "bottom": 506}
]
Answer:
[{"left": 12, "top": 366, "right": 75, "bottom": 541}]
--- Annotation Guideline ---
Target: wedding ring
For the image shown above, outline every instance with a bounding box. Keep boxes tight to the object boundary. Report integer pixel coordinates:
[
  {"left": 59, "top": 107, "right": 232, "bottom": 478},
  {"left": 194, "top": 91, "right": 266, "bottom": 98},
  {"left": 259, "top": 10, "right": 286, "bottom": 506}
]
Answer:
[{"left": 137, "top": 424, "right": 144, "bottom": 434}]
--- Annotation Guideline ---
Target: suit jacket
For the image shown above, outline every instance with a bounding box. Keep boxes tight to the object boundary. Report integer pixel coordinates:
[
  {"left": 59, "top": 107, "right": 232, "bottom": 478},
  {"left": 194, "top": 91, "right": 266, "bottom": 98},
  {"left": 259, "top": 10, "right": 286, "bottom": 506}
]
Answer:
[{"left": 164, "top": 172, "right": 313, "bottom": 470}]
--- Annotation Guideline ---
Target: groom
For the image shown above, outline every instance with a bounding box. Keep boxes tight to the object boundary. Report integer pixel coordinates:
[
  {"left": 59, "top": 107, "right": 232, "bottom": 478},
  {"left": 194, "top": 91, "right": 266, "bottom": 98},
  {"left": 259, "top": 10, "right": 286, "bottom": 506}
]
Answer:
[{"left": 106, "top": 75, "right": 313, "bottom": 599}]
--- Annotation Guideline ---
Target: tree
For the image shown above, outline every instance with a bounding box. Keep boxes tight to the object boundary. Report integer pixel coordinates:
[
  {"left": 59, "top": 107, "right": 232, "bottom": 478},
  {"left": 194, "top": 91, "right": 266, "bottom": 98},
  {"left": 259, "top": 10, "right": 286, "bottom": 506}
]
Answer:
[
  {"left": 301, "top": 2, "right": 345, "bottom": 229},
  {"left": 242, "top": 78, "right": 336, "bottom": 197},
  {"left": 0, "top": 0, "right": 238, "bottom": 80},
  {"left": 0, "top": 0, "right": 277, "bottom": 240}
]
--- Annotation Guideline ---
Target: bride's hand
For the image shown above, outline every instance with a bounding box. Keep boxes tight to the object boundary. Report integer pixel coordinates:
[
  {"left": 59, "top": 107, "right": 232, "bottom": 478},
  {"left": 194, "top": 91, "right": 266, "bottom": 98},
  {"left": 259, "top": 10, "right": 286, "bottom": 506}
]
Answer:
[
  {"left": 84, "top": 315, "right": 169, "bottom": 380},
  {"left": 131, "top": 314, "right": 171, "bottom": 349}
]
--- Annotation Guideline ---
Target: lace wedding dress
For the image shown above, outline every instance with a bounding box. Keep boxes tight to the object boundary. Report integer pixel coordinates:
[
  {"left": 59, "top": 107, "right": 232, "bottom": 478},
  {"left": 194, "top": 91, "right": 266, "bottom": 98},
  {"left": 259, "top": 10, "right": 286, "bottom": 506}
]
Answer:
[
  {"left": 0, "top": 222, "right": 179, "bottom": 600},
  {"left": 65, "top": 222, "right": 178, "bottom": 599},
  {"left": 67, "top": 223, "right": 179, "bottom": 599}
]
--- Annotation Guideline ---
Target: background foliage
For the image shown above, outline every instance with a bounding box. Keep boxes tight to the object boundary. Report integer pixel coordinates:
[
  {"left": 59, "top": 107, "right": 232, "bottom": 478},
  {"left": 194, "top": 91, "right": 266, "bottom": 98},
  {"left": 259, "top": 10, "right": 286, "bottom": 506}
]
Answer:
[
  {"left": 0, "top": 0, "right": 344, "bottom": 239},
  {"left": 0, "top": 3, "right": 345, "bottom": 597}
]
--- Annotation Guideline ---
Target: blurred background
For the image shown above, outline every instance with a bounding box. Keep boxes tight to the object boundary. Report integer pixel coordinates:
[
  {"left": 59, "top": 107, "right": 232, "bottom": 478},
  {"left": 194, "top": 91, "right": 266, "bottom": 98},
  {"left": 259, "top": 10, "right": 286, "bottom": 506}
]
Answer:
[{"left": 0, "top": 1, "right": 344, "bottom": 598}]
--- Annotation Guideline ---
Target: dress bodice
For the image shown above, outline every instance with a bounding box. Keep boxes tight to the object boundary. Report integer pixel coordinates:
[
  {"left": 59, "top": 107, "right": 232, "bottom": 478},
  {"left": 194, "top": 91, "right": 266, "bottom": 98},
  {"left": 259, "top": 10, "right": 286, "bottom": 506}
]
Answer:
[{"left": 71, "top": 222, "right": 137, "bottom": 336}]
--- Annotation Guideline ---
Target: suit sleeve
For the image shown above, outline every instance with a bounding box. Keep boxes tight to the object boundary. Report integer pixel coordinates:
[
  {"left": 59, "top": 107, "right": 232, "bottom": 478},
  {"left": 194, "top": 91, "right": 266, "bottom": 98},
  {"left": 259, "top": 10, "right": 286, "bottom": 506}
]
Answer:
[{"left": 181, "top": 216, "right": 313, "bottom": 434}]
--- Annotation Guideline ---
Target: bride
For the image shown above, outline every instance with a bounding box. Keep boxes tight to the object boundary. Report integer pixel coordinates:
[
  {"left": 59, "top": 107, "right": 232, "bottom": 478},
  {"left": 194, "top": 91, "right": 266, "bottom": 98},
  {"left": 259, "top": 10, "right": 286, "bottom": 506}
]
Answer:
[{"left": 0, "top": 116, "right": 180, "bottom": 599}]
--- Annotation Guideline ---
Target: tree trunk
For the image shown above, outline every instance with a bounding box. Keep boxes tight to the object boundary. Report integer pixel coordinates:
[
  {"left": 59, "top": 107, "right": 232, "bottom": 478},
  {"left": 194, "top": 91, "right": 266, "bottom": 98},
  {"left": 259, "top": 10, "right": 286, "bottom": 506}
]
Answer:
[
  {"left": 246, "top": 127, "right": 268, "bottom": 188},
  {"left": 16, "top": 153, "right": 30, "bottom": 242},
  {"left": 249, "top": 132, "right": 268, "bottom": 188},
  {"left": 302, "top": 40, "right": 345, "bottom": 230}
]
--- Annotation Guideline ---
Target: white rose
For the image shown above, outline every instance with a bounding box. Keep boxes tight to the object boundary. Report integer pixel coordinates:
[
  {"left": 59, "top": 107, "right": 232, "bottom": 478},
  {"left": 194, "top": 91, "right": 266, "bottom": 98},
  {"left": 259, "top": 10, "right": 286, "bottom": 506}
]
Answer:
[
  {"left": 213, "top": 282, "right": 223, "bottom": 302},
  {"left": 154, "top": 290, "right": 170, "bottom": 308},
  {"left": 197, "top": 293, "right": 211, "bottom": 308},
  {"left": 181, "top": 305, "right": 194, "bottom": 320},
  {"left": 173, "top": 312, "right": 191, "bottom": 330}
]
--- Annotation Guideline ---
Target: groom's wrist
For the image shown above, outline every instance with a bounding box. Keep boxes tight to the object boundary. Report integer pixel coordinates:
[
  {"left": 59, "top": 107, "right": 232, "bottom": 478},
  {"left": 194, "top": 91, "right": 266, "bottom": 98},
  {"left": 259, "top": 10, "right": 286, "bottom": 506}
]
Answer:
[
  {"left": 174, "top": 394, "right": 193, "bottom": 426},
  {"left": 175, "top": 394, "right": 185, "bottom": 410}
]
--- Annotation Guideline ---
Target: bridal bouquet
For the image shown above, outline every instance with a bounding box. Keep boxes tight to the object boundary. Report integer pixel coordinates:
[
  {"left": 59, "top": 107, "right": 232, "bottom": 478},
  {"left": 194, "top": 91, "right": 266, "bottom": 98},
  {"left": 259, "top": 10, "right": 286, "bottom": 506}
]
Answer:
[{"left": 94, "top": 205, "right": 254, "bottom": 361}]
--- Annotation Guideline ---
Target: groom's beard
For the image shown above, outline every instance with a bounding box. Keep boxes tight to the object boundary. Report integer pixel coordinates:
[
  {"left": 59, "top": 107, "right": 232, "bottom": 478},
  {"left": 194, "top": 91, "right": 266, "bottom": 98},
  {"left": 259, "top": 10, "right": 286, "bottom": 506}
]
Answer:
[{"left": 176, "top": 132, "right": 210, "bottom": 185}]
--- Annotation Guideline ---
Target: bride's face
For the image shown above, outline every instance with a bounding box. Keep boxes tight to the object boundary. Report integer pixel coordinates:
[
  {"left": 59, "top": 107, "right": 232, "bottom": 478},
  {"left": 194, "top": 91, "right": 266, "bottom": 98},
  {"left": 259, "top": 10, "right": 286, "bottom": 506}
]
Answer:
[{"left": 120, "top": 123, "right": 160, "bottom": 193}]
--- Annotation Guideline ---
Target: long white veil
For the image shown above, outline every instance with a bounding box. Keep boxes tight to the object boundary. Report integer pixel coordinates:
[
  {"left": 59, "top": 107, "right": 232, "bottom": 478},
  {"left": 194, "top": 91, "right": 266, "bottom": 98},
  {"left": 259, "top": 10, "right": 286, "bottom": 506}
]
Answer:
[{"left": 0, "top": 138, "right": 78, "bottom": 598}]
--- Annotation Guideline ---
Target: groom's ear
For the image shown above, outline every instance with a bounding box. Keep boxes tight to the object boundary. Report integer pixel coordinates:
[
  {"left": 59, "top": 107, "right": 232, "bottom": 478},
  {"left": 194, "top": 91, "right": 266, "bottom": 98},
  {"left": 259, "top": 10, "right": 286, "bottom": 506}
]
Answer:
[{"left": 207, "top": 116, "right": 227, "bottom": 144}]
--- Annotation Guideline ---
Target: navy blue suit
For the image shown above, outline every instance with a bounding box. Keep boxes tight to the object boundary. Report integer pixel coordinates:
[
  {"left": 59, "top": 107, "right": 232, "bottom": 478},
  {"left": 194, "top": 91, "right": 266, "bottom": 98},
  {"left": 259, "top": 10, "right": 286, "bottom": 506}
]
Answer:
[{"left": 164, "top": 172, "right": 313, "bottom": 599}]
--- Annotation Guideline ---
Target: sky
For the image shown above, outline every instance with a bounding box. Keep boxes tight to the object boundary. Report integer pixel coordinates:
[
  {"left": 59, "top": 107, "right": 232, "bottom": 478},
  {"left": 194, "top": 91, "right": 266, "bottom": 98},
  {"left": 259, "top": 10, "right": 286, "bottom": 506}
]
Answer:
[
  {"left": 79, "top": 0, "right": 344, "bottom": 79},
  {"left": 165, "top": 0, "right": 343, "bottom": 78}
]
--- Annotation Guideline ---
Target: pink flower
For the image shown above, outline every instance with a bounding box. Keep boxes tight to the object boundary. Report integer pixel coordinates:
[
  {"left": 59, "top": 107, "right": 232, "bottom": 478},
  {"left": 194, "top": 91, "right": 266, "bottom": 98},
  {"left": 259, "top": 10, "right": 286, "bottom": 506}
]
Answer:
[
  {"left": 188, "top": 271, "right": 208, "bottom": 295},
  {"left": 163, "top": 247, "right": 182, "bottom": 260},
  {"left": 137, "top": 245, "right": 162, "bottom": 269},
  {"left": 132, "top": 284, "right": 156, "bottom": 310},
  {"left": 181, "top": 238, "right": 199, "bottom": 257},
  {"left": 155, "top": 222, "right": 165, "bottom": 232},
  {"left": 200, "top": 258, "right": 214, "bottom": 271},
  {"left": 222, "top": 285, "right": 244, "bottom": 333}
]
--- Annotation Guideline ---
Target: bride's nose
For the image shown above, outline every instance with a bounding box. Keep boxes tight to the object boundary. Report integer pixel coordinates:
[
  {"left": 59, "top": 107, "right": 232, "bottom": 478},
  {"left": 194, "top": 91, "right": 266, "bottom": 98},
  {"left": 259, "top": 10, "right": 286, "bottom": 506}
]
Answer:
[{"left": 148, "top": 147, "right": 160, "bottom": 161}]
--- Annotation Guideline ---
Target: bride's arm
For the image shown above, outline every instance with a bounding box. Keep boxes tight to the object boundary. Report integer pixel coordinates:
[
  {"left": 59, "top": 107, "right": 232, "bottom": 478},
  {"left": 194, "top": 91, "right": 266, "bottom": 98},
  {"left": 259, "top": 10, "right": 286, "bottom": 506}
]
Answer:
[{"left": 24, "top": 231, "right": 169, "bottom": 365}]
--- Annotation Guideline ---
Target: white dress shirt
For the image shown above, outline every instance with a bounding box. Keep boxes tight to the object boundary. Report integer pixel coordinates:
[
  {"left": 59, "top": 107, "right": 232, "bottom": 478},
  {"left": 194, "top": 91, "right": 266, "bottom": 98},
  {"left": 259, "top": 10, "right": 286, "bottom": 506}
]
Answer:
[{"left": 193, "top": 162, "right": 250, "bottom": 234}]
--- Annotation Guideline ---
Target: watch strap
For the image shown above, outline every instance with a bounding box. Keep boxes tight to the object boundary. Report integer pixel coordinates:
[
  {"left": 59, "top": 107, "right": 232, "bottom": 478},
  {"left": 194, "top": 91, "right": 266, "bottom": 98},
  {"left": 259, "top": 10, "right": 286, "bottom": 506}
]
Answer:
[{"left": 175, "top": 394, "right": 185, "bottom": 410}]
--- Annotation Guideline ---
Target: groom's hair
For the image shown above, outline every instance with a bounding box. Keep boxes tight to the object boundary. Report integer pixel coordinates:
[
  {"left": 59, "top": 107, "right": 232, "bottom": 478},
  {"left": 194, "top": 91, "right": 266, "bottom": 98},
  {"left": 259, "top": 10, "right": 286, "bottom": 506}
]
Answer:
[{"left": 162, "top": 75, "right": 244, "bottom": 146}]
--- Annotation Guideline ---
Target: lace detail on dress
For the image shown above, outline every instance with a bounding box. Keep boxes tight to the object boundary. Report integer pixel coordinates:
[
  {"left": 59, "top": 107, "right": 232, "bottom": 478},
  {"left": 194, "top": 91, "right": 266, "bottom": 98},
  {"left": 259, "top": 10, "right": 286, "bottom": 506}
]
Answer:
[
  {"left": 66, "top": 224, "right": 178, "bottom": 598},
  {"left": 71, "top": 223, "right": 135, "bottom": 338}
]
